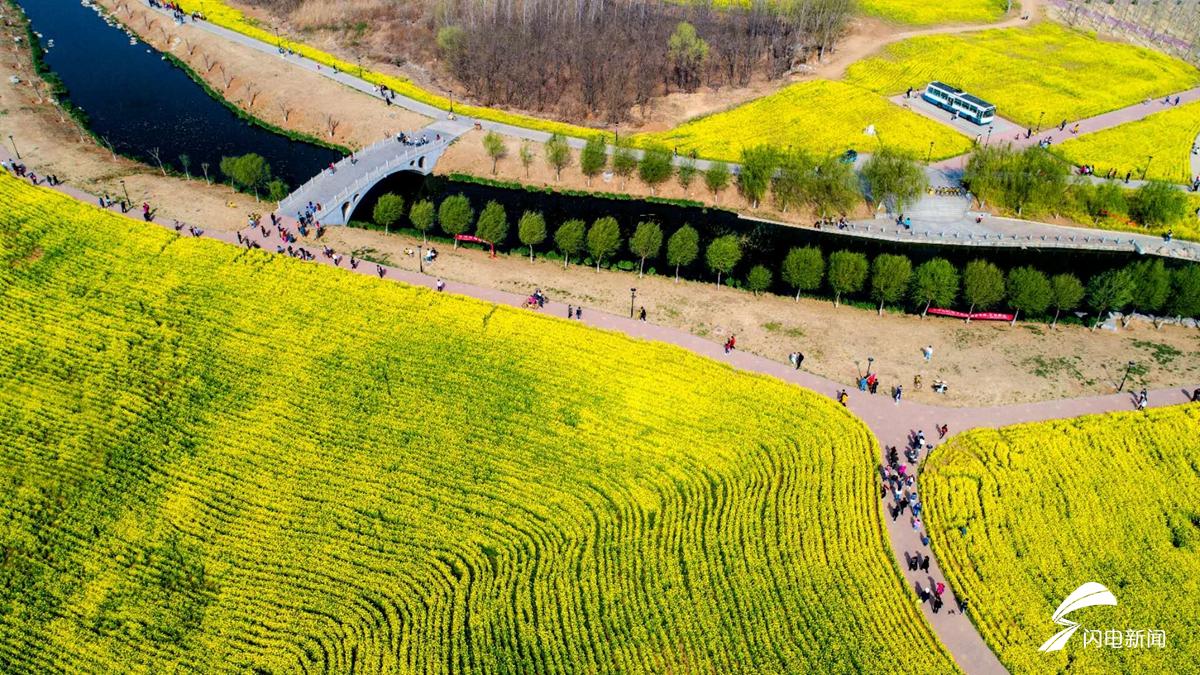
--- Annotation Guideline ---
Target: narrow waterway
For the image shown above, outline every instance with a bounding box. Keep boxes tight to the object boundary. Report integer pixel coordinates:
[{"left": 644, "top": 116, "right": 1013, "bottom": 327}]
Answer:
[{"left": 16, "top": 0, "right": 338, "bottom": 188}]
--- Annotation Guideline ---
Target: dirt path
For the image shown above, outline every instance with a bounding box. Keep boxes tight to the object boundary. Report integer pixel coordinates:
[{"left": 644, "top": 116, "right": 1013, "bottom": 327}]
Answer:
[{"left": 19, "top": 169, "right": 1195, "bottom": 675}]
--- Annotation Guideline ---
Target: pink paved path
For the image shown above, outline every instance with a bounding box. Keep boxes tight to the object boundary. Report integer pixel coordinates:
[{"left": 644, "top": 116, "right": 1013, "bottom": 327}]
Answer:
[
  {"left": 12, "top": 164, "right": 1200, "bottom": 675},
  {"left": 934, "top": 85, "right": 1200, "bottom": 170}
]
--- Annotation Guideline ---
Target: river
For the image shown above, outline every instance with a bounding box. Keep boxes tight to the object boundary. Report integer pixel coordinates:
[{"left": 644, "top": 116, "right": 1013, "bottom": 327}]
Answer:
[{"left": 15, "top": 0, "right": 338, "bottom": 188}]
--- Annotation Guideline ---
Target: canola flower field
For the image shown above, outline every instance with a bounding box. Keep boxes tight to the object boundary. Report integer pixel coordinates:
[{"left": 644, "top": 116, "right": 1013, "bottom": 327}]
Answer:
[
  {"left": 857, "top": 0, "right": 1008, "bottom": 26},
  {"left": 636, "top": 80, "right": 973, "bottom": 162},
  {"left": 0, "top": 174, "right": 957, "bottom": 672},
  {"left": 845, "top": 23, "right": 1200, "bottom": 129},
  {"left": 923, "top": 405, "right": 1200, "bottom": 674},
  {"left": 1057, "top": 99, "right": 1200, "bottom": 183}
]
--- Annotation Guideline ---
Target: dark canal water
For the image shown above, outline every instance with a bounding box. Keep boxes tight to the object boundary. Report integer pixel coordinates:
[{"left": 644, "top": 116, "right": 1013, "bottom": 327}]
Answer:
[
  {"left": 357, "top": 173, "right": 1142, "bottom": 291},
  {"left": 17, "top": 0, "right": 338, "bottom": 188}
]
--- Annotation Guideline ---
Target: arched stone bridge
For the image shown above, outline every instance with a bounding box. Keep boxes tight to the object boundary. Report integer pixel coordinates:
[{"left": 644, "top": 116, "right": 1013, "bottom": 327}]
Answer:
[{"left": 278, "top": 120, "right": 470, "bottom": 226}]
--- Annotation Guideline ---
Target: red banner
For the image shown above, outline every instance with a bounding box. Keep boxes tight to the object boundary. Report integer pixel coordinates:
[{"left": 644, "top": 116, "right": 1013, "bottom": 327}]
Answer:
[
  {"left": 927, "top": 308, "right": 1014, "bottom": 321},
  {"left": 454, "top": 234, "right": 495, "bottom": 257}
]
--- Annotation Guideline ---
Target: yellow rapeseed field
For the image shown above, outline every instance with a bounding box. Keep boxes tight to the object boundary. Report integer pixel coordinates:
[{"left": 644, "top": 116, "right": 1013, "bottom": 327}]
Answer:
[
  {"left": 858, "top": 0, "right": 1007, "bottom": 26},
  {"left": 0, "top": 174, "right": 957, "bottom": 672},
  {"left": 1057, "top": 99, "right": 1200, "bottom": 183},
  {"left": 845, "top": 23, "right": 1200, "bottom": 128},
  {"left": 924, "top": 405, "right": 1200, "bottom": 674},
  {"left": 636, "top": 79, "right": 973, "bottom": 162}
]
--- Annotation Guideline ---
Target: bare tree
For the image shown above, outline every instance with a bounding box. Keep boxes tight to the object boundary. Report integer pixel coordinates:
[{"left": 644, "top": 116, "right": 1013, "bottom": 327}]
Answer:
[
  {"left": 100, "top": 135, "right": 118, "bottom": 161},
  {"left": 276, "top": 99, "right": 292, "bottom": 122},
  {"left": 324, "top": 114, "right": 341, "bottom": 138},
  {"left": 202, "top": 53, "right": 217, "bottom": 73},
  {"left": 245, "top": 84, "right": 261, "bottom": 108},
  {"left": 219, "top": 65, "right": 235, "bottom": 91},
  {"left": 201, "top": 162, "right": 211, "bottom": 185},
  {"left": 148, "top": 147, "right": 167, "bottom": 176}
]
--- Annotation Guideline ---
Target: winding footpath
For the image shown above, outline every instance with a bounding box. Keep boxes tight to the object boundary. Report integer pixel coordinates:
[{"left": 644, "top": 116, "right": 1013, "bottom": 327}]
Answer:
[{"left": 10, "top": 153, "right": 1199, "bottom": 674}]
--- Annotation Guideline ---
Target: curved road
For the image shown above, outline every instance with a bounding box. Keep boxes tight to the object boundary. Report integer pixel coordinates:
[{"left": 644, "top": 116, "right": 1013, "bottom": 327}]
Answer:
[{"left": 14, "top": 159, "right": 1199, "bottom": 674}]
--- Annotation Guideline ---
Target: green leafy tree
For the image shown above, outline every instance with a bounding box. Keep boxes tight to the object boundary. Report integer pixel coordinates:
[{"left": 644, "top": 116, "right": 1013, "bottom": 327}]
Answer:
[
  {"left": 677, "top": 156, "right": 697, "bottom": 193},
  {"left": 438, "top": 194, "right": 474, "bottom": 247},
  {"left": 772, "top": 149, "right": 815, "bottom": 213},
  {"left": 870, "top": 254, "right": 912, "bottom": 315},
  {"left": 475, "top": 200, "right": 508, "bottom": 245},
  {"left": 1126, "top": 259, "right": 1171, "bottom": 326},
  {"left": 781, "top": 246, "right": 824, "bottom": 301},
  {"left": 409, "top": 199, "right": 435, "bottom": 244},
  {"left": 555, "top": 218, "right": 586, "bottom": 268},
  {"left": 220, "top": 153, "right": 271, "bottom": 199},
  {"left": 1074, "top": 181, "right": 1126, "bottom": 224},
  {"left": 964, "top": 145, "right": 1067, "bottom": 216},
  {"left": 266, "top": 179, "right": 289, "bottom": 203},
  {"left": 544, "top": 133, "right": 571, "bottom": 181},
  {"left": 1049, "top": 273, "right": 1085, "bottom": 328},
  {"left": 746, "top": 265, "right": 772, "bottom": 296},
  {"left": 962, "top": 259, "right": 1006, "bottom": 320},
  {"left": 519, "top": 141, "right": 535, "bottom": 178},
  {"left": 910, "top": 258, "right": 958, "bottom": 317},
  {"left": 1086, "top": 268, "right": 1135, "bottom": 330},
  {"left": 612, "top": 143, "right": 638, "bottom": 188},
  {"left": 1129, "top": 180, "right": 1188, "bottom": 228},
  {"left": 638, "top": 144, "right": 674, "bottom": 194},
  {"left": 738, "top": 145, "right": 779, "bottom": 209},
  {"left": 1168, "top": 265, "right": 1200, "bottom": 319},
  {"left": 861, "top": 147, "right": 927, "bottom": 213},
  {"left": 827, "top": 250, "right": 868, "bottom": 306},
  {"left": 1006, "top": 266, "right": 1052, "bottom": 325},
  {"left": 667, "top": 21, "right": 708, "bottom": 91},
  {"left": 517, "top": 211, "right": 547, "bottom": 262},
  {"left": 372, "top": 193, "right": 405, "bottom": 233},
  {"left": 482, "top": 131, "right": 507, "bottom": 174},
  {"left": 666, "top": 225, "right": 700, "bottom": 281},
  {"left": 704, "top": 161, "right": 731, "bottom": 201},
  {"left": 587, "top": 216, "right": 622, "bottom": 271},
  {"left": 580, "top": 135, "right": 608, "bottom": 186},
  {"left": 705, "top": 234, "right": 742, "bottom": 287},
  {"left": 629, "top": 221, "right": 663, "bottom": 278},
  {"left": 808, "top": 155, "right": 861, "bottom": 218}
]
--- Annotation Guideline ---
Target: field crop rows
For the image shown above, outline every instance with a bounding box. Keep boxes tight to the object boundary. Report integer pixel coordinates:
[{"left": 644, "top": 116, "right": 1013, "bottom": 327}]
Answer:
[
  {"left": 857, "top": 0, "right": 1007, "bottom": 26},
  {"left": 1057, "top": 99, "right": 1200, "bottom": 183},
  {"left": 0, "top": 174, "right": 956, "bottom": 672},
  {"left": 845, "top": 23, "right": 1200, "bottom": 128},
  {"left": 923, "top": 405, "right": 1200, "bottom": 674},
  {"left": 636, "top": 79, "right": 973, "bottom": 162}
]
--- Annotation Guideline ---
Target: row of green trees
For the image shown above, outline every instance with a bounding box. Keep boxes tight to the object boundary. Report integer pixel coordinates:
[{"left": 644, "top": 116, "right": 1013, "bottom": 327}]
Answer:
[
  {"left": 219, "top": 153, "right": 288, "bottom": 202},
  {"left": 482, "top": 132, "right": 935, "bottom": 215},
  {"left": 964, "top": 145, "right": 1191, "bottom": 227},
  {"left": 372, "top": 192, "right": 1200, "bottom": 323}
]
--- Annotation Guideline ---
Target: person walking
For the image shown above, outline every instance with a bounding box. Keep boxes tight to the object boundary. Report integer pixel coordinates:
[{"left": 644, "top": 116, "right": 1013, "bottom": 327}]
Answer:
[
  {"left": 575, "top": 306, "right": 582, "bottom": 320},
  {"left": 893, "top": 385, "right": 903, "bottom": 404},
  {"left": 638, "top": 306, "right": 647, "bottom": 322},
  {"left": 568, "top": 304, "right": 574, "bottom": 318},
  {"left": 922, "top": 345, "right": 933, "bottom": 361},
  {"left": 436, "top": 278, "right": 445, "bottom": 292}
]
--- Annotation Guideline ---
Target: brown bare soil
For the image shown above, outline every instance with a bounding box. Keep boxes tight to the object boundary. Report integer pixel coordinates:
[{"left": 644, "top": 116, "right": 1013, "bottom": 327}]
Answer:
[
  {"left": 302, "top": 224, "right": 1200, "bottom": 408},
  {"left": 98, "top": 0, "right": 429, "bottom": 149}
]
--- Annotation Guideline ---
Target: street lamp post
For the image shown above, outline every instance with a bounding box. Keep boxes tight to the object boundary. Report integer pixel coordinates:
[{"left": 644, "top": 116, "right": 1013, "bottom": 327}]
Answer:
[
  {"left": 1036, "top": 111, "right": 1045, "bottom": 133},
  {"left": 7, "top": 134, "right": 19, "bottom": 160},
  {"left": 866, "top": 356, "right": 875, "bottom": 377},
  {"left": 119, "top": 179, "right": 130, "bottom": 204},
  {"left": 1142, "top": 155, "right": 1154, "bottom": 180},
  {"left": 1118, "top": 360, "right": 1136, "bottom": 392},
  {"left": 629, "top": 288, "right": 637, "bottom": 318},
  {"left": 986, "top": 126, "right": 993, "bottom": 146},
  {"left": 926, "top": 141, "right": 934, "bottom": 163}
]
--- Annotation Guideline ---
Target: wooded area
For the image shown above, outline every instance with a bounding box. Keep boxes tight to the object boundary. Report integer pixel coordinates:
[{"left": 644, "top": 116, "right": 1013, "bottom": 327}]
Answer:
[{"left": 437, "top": 0, "right": 852, "bottom": 122}]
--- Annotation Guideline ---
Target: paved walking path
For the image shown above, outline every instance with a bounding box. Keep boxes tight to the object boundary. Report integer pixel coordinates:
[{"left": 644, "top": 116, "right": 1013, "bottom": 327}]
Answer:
[
  {"left": 139, "top": 2, "right": 1200, "bottom": 256},
  {"left": 11, "top": 152, "right": 1199, "bottom": 674}
]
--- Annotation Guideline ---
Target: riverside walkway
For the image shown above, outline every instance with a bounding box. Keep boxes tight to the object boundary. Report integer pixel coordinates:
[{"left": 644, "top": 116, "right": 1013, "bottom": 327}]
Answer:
[
  {"left": 13, "top": 155, "right": 1200, "bottom": 675},
  {"left": 141, "top": 3, "right": 1200, "bottom": 257}
]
